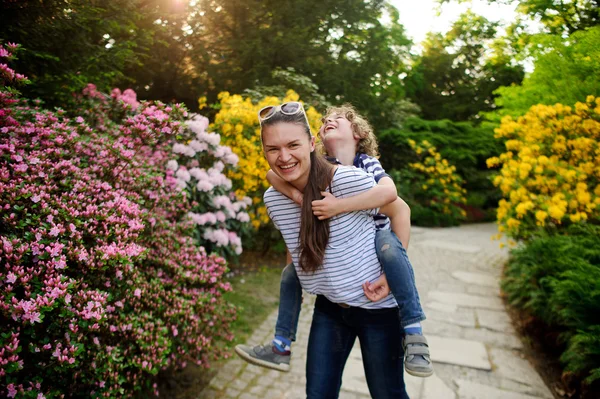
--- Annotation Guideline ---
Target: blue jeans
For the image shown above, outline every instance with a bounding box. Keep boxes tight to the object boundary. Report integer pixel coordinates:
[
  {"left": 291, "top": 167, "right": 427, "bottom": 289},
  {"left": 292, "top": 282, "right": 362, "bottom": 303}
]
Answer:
[
  {"left": 375, "top": 229, "right": 426, "bottom": 327},
  {"left": 306, "top": 295, "right": 410, "bottom": 399},
  {"left": 275, "top": 263, "right": 303, "bottom": 341},
  {"left": 274, "top": 230, "right": 425, "bottom": 340}
]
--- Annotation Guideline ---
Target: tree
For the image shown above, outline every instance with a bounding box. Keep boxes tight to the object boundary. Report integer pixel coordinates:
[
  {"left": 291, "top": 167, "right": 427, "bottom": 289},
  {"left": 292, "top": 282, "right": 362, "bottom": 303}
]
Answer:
[
  {"left": 0, "top": 0, "right": 184, "bottom": 108},
  {"left": 404, "top": 11, "right": 524, "bottom": 121},
  {"left": 491, "top": 26, "right": 600, "bottom": 119},
  {"left": 187, "top": 0, "right": 414, "bottom": 130},
  {"left": 439, "top": 0, "right": 599, "bottom": 35},
  {"left": 2, "top": 0, "right": 416, "bottom": 132}
]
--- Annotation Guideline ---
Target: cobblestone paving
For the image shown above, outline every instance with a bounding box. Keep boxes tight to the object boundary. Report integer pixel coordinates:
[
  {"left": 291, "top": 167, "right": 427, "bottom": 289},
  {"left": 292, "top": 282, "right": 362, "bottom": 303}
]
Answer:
[{"left": 199, "top": 223, "right": 554, "bottom": 399}]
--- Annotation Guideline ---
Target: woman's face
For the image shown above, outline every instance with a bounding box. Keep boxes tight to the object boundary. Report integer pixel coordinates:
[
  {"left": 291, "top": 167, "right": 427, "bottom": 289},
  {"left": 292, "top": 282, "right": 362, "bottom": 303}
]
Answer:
[{"left": 262, "top": 122, "right": 315, "bottom": 189}]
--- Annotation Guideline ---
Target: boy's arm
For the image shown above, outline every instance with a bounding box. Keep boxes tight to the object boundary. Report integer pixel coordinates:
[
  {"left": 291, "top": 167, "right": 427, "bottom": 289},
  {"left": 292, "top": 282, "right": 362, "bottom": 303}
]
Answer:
[
  {"left": 266, "top": 169, "right": 303, "bottom": 205},
  {"left": 380, "top": 196, "right": 411, "bottom": 250},
  {"left": 312, "top": 176, "right": 397, "bottom": 219}
]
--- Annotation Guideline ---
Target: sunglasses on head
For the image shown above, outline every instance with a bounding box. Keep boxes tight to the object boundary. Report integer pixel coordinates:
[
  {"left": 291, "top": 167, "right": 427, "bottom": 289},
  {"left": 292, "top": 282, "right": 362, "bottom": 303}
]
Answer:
[{"left": 258, "top": 101, "right": 310, "bottom": 128}]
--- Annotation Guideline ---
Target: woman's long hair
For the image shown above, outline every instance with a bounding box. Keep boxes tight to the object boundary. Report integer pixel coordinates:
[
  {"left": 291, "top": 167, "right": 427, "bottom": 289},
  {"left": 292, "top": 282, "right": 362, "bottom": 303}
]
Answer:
[{"left": 261, "top": 111, "right": 335, "bottom": 273}]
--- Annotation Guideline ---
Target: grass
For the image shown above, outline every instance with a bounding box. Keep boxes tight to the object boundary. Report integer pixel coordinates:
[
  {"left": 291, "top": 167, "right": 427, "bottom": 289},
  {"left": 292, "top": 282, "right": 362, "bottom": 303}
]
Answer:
[
  {"left": 223, "top": 266, "right": 283, "bottom": 345},
  {"left": 157, "top": 264, "right": 284, "bottom": 399}
]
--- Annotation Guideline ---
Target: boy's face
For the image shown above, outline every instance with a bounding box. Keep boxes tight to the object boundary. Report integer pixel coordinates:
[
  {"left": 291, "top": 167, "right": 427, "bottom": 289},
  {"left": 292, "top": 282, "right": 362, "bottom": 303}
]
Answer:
[{"left": 319, "top": 113, "right": 360, "bottom": 147}]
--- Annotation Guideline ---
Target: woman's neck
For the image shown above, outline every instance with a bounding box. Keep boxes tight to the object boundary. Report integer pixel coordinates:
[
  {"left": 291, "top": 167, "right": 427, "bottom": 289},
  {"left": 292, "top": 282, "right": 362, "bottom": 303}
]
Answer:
[{"left": 292, "top": 176, "right": 309, "bottom": 193}]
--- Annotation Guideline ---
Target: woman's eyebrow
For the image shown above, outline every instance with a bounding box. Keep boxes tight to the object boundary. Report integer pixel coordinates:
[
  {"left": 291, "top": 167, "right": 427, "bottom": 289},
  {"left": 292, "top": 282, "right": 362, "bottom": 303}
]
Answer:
[{"left": 264, "top": 139, "right": 301, "bottom": 149}]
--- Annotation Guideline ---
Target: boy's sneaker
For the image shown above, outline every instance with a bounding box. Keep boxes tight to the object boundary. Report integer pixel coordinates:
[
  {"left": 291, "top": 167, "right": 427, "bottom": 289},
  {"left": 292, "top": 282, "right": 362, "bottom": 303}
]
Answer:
[
  {"left": 235, "top": 342, "right": 291, "bottom": 372},
  {"left": 402, "top": 334, "right": 434, "bottom": 377}
]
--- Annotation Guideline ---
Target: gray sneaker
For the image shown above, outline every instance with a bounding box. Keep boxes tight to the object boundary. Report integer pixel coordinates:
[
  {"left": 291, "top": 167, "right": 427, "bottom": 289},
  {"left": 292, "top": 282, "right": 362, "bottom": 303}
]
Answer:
[
  {"left": 403, "top": 334, "right": 434, "bottom": 377},
  {"left": 235, "top": 342, "right": 291, "bottom": 372}
]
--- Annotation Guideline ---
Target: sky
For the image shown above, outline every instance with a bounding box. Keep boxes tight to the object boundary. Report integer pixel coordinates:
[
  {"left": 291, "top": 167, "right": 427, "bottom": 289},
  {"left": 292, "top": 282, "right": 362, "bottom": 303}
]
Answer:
[{"left": 389, "top": 0, "right": 520, "bottom": 47}]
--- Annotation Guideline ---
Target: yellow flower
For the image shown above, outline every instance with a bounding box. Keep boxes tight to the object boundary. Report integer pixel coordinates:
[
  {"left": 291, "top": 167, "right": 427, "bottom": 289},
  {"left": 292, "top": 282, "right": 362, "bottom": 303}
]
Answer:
[
  {"left": 486, "top": 157, "right": 501, "bottom": 168},
  {"left": 198, "top": 96, "right": 207, "bottom": 110},
  {"left": 506, "top": 218, "right": 520, "bottom": 228},
  {"left": 548, "top": 205, "right": 565, "bottom": 220},
  {"left": 535, "top": 210, "right": 548, "bottom": 222}
]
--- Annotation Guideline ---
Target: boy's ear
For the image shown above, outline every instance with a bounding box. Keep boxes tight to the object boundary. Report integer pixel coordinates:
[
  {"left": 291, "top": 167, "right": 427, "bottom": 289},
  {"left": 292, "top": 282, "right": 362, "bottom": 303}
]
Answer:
[{"left": 352, "top": 124, "right": 362, "bottom": 141}]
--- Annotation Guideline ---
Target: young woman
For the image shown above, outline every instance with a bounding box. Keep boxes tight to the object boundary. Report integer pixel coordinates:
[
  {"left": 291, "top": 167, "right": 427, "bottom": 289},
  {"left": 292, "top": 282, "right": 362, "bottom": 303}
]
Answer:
[
  {"left": 237, "top": 102, "right": 410, "bottom": 398},
  {"left": 236, "top": 104, "right": 432, "bottom": 380}
]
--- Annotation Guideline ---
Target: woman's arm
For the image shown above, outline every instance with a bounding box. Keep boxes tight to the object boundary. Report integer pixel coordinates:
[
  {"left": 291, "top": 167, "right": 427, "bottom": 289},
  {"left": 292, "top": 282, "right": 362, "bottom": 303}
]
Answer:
[
  {"left": 312, "top": 176, "right": 397, "bottom": 219},
  {"left": 266, "top": 169, "right": 303, "bottom": 205}
]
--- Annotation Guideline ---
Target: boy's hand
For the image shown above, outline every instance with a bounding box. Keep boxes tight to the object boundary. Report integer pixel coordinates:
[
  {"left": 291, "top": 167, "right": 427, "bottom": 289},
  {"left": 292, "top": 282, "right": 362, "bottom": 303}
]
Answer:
[
  {"left": 292, "top": 190, "right": 303, "bottom": 206},
  {"left": 362, "top": 274, "right": 391, "bottom": 302},
  {"left": 312, "top": 191, "right": 344, "bottom": 220}
]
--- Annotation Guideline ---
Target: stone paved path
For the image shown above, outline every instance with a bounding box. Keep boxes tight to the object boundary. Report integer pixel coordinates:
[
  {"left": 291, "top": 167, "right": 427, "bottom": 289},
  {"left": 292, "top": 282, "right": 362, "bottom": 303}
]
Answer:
[{"left": 199, "top": 223, "right": 554, "bottom": 399}]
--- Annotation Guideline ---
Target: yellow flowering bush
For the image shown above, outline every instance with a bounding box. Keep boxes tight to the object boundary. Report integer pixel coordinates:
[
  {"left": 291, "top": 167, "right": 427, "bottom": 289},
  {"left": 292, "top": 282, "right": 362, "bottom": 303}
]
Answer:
[
  {"left": 210, "top": 90, "right": 322, "bottom": 229},
  {"left": 488, "top": 96, "right": 600, "bottom": 241},
  {"left": 394, "top": 139, "right": 467, "bottom": 226}
]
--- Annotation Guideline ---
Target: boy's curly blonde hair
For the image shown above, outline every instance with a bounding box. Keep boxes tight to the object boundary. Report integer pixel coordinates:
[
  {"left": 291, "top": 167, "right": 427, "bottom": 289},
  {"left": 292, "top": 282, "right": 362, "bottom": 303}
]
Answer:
[{"left": 318, "top": 104, "right": 379, "bottom": 158}]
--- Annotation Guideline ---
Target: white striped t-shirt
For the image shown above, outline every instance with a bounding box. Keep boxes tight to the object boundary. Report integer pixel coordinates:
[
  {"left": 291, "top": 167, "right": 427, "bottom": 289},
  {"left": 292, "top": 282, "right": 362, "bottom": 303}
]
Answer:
[{"left": 264, "top": 165, "right": 398, "bottom": 309}]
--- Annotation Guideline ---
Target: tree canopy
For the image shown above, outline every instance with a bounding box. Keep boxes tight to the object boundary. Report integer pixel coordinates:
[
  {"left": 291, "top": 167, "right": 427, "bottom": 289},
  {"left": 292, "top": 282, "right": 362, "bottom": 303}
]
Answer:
[
  {"left": 491, "top": 26, "right": 600, "bottom": 119},
  {"left": 1, "top": 0, "right": 416, "bottom": 131},
  {"left": 403, "top": 11, "right": 524, "bottom": 121},
  {"left": 439, "top": 0, "right": 600, "bottom": 35}
]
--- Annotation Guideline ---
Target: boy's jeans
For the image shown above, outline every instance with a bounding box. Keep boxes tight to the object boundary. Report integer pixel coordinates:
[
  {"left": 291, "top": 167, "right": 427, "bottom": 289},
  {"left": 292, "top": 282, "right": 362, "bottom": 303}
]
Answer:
[{"left": 274, "top": 229, "right": 426, "bottom": 341}]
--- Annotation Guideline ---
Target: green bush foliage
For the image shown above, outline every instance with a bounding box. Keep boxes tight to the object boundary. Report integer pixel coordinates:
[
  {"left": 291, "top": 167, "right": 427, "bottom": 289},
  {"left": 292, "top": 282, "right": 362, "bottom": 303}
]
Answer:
[
  {"left": 502, "top": 224, "right": 600, "bottom": 384},
  {"left": 389, "top": 139, "right": 467, "bottom": 227},
  {"left": 379, "top": 117, "right": 503, "bottom": 221}
]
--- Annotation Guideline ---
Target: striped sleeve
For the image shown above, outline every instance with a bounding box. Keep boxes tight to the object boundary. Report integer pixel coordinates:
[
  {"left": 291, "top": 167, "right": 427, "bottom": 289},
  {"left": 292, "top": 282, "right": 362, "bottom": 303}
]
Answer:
[
  {"left": 355, "top": 154, "right": 390, "bottom": 183},
  {"left": 264, "top": 187, "right": 296, "bottom": 231}
]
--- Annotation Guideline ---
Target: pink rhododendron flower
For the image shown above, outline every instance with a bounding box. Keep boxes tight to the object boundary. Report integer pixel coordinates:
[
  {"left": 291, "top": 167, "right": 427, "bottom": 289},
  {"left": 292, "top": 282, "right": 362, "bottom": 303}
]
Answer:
[
  {"left": 166, "top": 159, "right": 178, "bottom": 170},
  {"left": 7, "top": 384, "right": 17, "bottom": 398},
  {"left": 176, "top": 168, "right": 191, "bottom": 182},
  {"left": 236, "top": 212, "right": 250, "bottom": 222},
  {"left": 6, "top": 272, "right": 17, "bottom": 284},
  {"left": 196, "top": 180, "right": 214, "bottom": 192}
]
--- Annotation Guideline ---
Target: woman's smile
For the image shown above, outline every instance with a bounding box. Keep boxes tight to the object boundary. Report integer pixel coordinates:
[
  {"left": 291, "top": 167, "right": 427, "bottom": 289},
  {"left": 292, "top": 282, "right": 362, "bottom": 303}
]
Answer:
[{"left": 279, "top": 162, "right": 299, "bottom": 173}]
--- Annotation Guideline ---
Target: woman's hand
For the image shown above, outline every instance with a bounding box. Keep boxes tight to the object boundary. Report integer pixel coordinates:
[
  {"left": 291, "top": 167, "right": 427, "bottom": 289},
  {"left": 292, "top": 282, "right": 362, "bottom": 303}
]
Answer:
[
  {"left": 312, "top": 191, "right": 344, "bottom": 220},
  {"left": 362, "top": 274, "right": 391, "bottom": 302}
]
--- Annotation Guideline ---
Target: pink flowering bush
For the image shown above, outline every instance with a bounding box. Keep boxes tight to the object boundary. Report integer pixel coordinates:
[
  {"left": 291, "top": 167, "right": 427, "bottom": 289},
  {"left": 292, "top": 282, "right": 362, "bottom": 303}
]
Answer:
[
  {"left": 0, "top": 44, "right": 236, "bottom": 398},
  {"left": 168, "top": 114, "right": 252, "bottom": 259}
]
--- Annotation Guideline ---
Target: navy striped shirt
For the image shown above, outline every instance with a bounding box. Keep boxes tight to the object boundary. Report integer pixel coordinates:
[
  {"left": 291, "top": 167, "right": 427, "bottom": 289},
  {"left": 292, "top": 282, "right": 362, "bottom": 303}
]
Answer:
[
  {"left": 328, "top": 153, "right": 391, "bottom": 230},
  {"left": 264, "top": 165, "right": 397, "bottom": 309}
]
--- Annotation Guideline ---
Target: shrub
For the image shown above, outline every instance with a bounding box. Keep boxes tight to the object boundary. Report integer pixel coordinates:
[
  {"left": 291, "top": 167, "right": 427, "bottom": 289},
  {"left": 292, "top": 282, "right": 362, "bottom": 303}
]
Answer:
[
  {"left": 1, "top": 45, "right": 237, "bottom": 398},
  {"left": 392, "top": 139, "right": 466, "bottom": 226},
  {"left": 209, "top": 90, "right": 322, "bottom": 229},
  {"left": 167, "top": 114, "right": 252, "bottom": 260},
  {"left": 503, "top": 224, "right": 600, "bottom": 385},
  {"left": 379, "top": 117, "right": 502, "bottom": 221},
  {"left": 488, "top": 97, "right": 600, "bottom": 241}
]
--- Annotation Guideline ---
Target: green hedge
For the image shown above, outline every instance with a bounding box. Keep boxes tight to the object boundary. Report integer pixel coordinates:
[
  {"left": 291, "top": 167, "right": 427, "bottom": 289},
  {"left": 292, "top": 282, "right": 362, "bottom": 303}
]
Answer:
[
  {"left": 502, "top": 224, "right": 600, "bottom": 384},
  {"left": 378, "top": 117, "right": 503, "bottom": 222}
]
